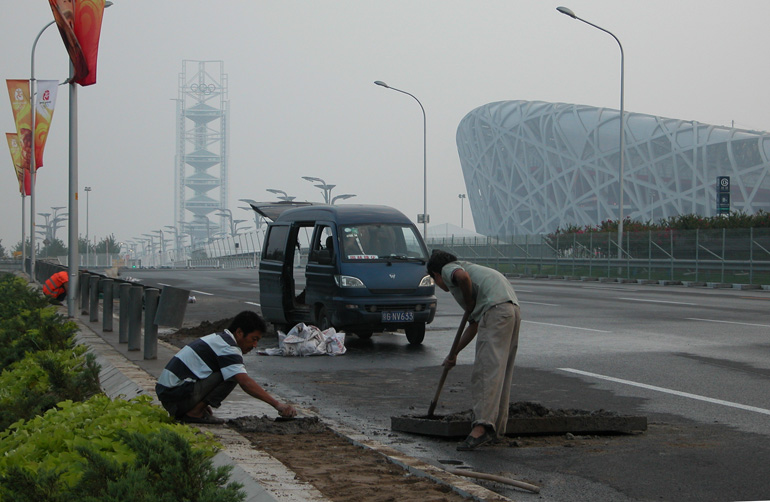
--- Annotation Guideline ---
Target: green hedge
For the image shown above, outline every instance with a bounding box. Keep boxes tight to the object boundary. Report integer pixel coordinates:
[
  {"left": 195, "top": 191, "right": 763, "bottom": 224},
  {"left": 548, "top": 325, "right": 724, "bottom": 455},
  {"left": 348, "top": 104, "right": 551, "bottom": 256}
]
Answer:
[{"left": 0, "top": 273, "right": 245, "bottom": 501}]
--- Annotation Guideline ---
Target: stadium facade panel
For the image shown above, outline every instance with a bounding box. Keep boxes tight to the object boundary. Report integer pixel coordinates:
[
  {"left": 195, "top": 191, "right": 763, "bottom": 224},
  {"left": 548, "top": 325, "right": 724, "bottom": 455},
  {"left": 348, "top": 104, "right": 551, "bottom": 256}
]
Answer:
[{"left": 456, "top": 100, "right": 770, "bottom": 236}]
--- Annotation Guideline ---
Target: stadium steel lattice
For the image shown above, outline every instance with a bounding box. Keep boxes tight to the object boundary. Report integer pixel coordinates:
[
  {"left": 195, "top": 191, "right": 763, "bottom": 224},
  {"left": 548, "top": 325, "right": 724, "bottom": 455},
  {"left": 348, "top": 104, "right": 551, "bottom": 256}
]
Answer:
[{"left": 456, "top": 100, "right": 770, "bottom": 236}]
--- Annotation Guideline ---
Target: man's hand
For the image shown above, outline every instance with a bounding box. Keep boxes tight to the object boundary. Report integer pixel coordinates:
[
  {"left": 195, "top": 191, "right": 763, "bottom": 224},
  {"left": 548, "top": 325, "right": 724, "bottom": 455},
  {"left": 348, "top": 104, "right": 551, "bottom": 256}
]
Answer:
[
  {"left": 276, "top": 402, "right": 297, "bottom": 418},
  {"left": 442, "top": 353, "right": 457, "bottom": 368}
]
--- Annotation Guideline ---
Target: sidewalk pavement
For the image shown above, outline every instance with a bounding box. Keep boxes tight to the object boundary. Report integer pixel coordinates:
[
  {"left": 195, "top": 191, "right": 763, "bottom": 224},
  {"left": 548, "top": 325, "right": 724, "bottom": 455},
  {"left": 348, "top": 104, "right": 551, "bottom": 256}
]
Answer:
[{"left": 71, "top": 308, "right": 514, "bottom": 502}]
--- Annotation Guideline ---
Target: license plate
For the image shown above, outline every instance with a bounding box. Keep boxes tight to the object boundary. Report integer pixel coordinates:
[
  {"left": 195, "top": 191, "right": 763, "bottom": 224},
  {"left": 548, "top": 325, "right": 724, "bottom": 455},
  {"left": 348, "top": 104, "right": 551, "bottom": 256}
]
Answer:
[{"left": 381, "top": 311, "right": 414, "bottom": 322}]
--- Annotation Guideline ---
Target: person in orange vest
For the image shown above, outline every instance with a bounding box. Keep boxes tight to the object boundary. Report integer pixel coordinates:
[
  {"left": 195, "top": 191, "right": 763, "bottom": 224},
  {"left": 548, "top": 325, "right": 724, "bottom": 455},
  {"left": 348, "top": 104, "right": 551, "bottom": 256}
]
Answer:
[{"left": 42, "top": 271, "right": 69, "bottom": 302}]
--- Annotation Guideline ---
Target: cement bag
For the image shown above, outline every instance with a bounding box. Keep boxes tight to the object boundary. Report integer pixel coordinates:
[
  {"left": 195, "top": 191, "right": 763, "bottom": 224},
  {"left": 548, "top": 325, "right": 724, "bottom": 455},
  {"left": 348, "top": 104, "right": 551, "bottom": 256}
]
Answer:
[
  {"left": 281, "top": 323, "right": 327, "bottom": 357},
  {"left": 259, "top": 323, "right": 346, "bottom": 356},
  {"left": 323, "top": 328, "right": 346, "bottom": 356}
]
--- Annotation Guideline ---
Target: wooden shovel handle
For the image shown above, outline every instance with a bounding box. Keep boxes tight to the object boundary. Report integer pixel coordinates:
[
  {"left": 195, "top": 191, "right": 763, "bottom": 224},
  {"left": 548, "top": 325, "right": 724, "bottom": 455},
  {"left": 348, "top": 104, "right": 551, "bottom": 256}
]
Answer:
[{"left": 427, "top": 310, "right": 470, "bottom": 417}]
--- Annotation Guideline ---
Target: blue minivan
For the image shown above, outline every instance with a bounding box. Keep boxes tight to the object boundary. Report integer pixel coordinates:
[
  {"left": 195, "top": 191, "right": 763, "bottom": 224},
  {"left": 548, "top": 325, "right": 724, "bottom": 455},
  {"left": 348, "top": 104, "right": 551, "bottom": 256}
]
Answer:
[{"left": 253, "top": 202, "right": 436, "bottom": 345}]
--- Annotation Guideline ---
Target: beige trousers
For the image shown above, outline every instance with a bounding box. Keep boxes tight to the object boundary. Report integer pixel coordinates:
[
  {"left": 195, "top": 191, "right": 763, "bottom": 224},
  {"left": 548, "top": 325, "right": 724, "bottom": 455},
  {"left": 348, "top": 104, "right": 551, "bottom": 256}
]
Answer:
[{"left": 471, "top": 302, "right": 521, "bottom": 436}]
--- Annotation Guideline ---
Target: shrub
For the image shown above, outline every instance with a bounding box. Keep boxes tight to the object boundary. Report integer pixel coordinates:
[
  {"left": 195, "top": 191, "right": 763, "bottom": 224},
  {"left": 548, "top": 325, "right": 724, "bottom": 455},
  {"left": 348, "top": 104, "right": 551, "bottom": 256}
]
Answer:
[
  {"left": 0, "top": 347, "right": 101, "bottom": 430},
  {"left": 1, "top": 428, "right": 244, "bottom": 502},
  {"left": 0, "top": 395, "right": 223, "bottom": 499}
]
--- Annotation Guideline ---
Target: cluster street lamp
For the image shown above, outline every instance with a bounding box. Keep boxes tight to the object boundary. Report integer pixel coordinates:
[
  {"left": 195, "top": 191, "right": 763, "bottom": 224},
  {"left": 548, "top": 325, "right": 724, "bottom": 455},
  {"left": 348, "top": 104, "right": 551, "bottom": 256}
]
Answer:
[
  {"left": 374, "top": 80, "right": 428, "bottom": 238},
  {"left": 557, "top": 6, "right": 626, "bottom": 258},
  {"left": 266, "top": 188, "right": 295, "bottom": 202},
  {"left": 331, "top": 194, "right": 356, "bottom": 205},
  {"left": 458, "top": 193, "right": 466, "bottom": 229},
  {"left": 302, "top": 176, "right": 336, "bottom": 204}
]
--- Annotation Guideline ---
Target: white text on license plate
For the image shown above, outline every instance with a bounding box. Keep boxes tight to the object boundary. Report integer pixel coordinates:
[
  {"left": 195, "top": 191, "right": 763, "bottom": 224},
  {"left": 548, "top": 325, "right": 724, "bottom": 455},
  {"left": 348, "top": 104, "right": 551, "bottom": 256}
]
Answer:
[{"left": 382, "top": 311, "right": 414, "bottom": 322}]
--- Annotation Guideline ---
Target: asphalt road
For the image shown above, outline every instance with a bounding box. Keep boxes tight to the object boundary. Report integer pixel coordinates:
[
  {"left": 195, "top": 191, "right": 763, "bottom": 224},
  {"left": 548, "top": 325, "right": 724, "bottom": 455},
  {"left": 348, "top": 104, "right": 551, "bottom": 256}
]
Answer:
[{"left": 125, "top": 268, "right": 770, "bottom": 502}]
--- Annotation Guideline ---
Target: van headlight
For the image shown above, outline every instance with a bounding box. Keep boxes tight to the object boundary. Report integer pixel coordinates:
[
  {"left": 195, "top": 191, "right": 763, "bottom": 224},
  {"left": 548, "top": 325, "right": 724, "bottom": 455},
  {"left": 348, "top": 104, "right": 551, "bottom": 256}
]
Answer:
[
  {"left": 419, "top": 275, "right": 434, "bottom": 287},
  {"left": 335, "top": 275, "right": 366, "bottom": 288}
]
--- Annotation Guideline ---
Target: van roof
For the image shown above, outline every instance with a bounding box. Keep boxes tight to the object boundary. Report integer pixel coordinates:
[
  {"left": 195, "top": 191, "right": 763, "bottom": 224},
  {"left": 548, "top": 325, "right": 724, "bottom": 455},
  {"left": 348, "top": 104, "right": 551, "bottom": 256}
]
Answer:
[{"left": 249, "top": 202, "right": 413, "bottom": 225}]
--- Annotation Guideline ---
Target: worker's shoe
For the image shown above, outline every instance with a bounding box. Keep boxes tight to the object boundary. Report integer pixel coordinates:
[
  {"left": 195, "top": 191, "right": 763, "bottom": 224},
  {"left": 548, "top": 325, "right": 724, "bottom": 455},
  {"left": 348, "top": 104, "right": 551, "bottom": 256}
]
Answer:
[{"left": 457, "top": 430, "right": 495, "bottom": 451}]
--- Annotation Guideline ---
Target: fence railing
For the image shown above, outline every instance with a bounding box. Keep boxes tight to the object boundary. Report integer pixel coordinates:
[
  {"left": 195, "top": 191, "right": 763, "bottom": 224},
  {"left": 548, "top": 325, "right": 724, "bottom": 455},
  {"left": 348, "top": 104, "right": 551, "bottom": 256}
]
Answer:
[{"left": 427, "top": 228, "right": 770, "bottom": 286}]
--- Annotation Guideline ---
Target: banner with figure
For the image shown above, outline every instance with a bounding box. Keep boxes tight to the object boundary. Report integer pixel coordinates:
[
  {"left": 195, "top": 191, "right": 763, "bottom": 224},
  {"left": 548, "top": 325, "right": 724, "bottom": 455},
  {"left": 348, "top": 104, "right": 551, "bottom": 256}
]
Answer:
[
  {"left": 74, "top": 0, "right": 106, "bottom": 86},
  {"left": 5, "top": 80, "right": 32, "bottom": 174},
  {"left": 6, "top": 133, "right": 30, "bottom": 196},
  {"left": 33, "top": 80, "right": 59, "bottom": 169},
  {"left": 48, "top": 0, "right": 88, "bottom": 83},
  {"left": 48, "top": 0, "right": 106, "bottom": 86}
]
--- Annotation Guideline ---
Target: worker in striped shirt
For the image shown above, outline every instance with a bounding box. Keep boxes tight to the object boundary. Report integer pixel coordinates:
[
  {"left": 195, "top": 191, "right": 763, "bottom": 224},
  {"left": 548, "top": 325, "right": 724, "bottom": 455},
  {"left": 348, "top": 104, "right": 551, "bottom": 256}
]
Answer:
[{"left": 156, "top": 310, "right": 297, "bottom": 424}]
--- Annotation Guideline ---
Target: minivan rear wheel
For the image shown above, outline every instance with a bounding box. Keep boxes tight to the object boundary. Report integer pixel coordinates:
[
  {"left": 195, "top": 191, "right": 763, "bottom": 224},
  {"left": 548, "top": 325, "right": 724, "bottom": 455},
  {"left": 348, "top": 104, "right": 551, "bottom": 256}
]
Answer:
[
  {"left": 355, "top": 330, "right": 373, "bottom": 340},
  {"left": 405, "top": 324, "right": 426, "bottom": 345}
]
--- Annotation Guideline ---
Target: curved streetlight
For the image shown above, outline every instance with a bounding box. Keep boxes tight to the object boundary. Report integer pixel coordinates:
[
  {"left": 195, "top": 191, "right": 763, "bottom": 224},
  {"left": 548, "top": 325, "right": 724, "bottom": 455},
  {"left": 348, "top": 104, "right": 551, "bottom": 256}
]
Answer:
[
  {"left": 557, "top": 6, "right": 626, "bottom": 259},
  {"left": 266, "top": 188, "right": 296, "bottom": 202},
  {"left": 374, "top": 80, "right": 428, "bottom": 238},
  {"left": 302, "top": 176, "right": 336, "bottom": 204},
  {"left": 331, "top": 194, "right": 356, "bottom": 205}
]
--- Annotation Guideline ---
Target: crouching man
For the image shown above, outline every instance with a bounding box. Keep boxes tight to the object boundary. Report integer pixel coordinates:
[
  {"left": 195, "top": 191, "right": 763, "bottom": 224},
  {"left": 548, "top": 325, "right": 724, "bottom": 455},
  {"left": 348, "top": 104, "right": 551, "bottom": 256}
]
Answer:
[{"left": 155, "top": 310, "right": 297, "bottom": 424}]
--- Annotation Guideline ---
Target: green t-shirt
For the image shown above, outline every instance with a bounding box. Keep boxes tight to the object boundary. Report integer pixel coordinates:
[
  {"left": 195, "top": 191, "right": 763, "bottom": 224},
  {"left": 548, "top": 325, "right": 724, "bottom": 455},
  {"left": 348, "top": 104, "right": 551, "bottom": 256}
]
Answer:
[{"left": 441, "top": 261, "right": 519, "bottom": 323}]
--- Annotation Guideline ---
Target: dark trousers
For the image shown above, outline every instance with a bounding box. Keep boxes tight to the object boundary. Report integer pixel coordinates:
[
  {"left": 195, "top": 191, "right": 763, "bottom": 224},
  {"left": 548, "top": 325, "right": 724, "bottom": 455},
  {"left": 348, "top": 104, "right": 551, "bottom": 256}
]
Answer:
[{"left": 160, "top": 372, "right": 237, "bottom": 418}]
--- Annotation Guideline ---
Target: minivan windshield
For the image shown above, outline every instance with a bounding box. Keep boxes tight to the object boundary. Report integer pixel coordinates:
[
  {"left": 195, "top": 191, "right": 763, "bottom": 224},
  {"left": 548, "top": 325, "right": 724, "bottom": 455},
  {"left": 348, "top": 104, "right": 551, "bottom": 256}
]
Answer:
[{"left": 339, "top": 224, "right": 427, "bottom": 262}]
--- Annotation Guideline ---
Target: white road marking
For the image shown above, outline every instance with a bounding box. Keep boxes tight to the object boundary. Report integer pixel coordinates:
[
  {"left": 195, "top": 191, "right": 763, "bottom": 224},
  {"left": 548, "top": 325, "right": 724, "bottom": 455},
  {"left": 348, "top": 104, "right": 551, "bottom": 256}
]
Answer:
[
  {"left": 619, "top": 297, "right": 697, "bottom": 306},
  {"left": 686, "top": 317, "right": 770, "bottom": 329},
  {"left": 191, "top": 289, "right": 214, "bottom": 296},
  {"left": 582, "top": 285, "right": 640, "bottom": 292},
  {"left": 244, "top": 301, "right": 261, "bottom": 307},
  {"left": 519, "top": 301, "right": 559, "bottom": 307},
  {"left": 523, "top": 320, "right": 611, "bottom": 333},
  {"left": 559, "top": 368, "right": 770, "bottom": 416}
]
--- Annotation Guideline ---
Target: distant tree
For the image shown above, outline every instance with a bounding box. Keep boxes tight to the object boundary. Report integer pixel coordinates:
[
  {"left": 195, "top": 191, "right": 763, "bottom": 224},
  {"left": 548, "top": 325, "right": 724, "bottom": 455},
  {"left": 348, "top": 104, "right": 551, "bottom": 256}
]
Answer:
[
  {"left": 40, "top": 238, "right": 67, "bottom": 258},
  {"left": 0, "top": 240, "right": 6, "bottom": 259},
  {"left": 14, "top": 239, "right": 31, "bottom": 257},
  {"left": 94, "top": 234, "right": 119, "bottom": 256}
]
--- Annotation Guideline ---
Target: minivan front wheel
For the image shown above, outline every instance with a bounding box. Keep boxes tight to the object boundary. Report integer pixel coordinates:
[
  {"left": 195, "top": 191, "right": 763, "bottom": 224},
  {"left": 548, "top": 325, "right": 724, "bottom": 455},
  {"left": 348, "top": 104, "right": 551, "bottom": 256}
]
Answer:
[
  {"left": 316, "top": 306, "right": 332, "bottom": 331},
  {"left": 405, "top": 323, "right": 425, "bottom": 345}
]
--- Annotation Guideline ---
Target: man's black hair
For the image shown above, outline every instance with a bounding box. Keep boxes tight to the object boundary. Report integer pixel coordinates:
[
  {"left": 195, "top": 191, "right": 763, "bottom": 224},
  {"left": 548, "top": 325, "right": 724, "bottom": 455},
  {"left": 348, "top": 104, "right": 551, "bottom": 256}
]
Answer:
[
  {"left": 228, "top": 310, "right": 267, "bottom": 335},
  {"left": 426, "top": 249, "right": 458, "bottom": 276}
]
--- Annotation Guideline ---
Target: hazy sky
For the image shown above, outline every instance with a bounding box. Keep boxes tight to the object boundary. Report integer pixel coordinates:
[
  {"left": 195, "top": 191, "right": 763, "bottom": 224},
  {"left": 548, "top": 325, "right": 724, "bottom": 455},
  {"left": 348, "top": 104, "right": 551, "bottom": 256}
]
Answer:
[{"left": 2, "top": 1, "right": 769, "bottom": 251}]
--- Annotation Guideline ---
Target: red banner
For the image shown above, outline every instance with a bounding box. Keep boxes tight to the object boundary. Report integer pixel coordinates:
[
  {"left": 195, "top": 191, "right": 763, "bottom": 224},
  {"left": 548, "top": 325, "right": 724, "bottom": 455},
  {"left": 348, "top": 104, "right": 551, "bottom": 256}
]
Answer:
[
  {"left": 33, "top": 80, "right": 59, "bottom": 169},
  {"left": 48, "top": 0, "right": 89, "bottom": 84},
  {"left": 5, "top": 80, "right": 32, "bottom": 175},
  {"left": 73, "top": 0, "right": 106, "bottom": 86},
  {"left": 6, "top": 133, "right": 30, "bottom": 196}
]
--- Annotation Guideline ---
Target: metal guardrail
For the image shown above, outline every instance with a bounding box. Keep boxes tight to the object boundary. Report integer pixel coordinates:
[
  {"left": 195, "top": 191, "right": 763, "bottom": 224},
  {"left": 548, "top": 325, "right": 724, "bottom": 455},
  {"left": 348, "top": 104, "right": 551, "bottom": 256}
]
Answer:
[
  {"left": 427, "top": 228, "right": 770, "bottom": 286},
  {"left": 25, "top": 260, "right": 191, "bottom": 359}
]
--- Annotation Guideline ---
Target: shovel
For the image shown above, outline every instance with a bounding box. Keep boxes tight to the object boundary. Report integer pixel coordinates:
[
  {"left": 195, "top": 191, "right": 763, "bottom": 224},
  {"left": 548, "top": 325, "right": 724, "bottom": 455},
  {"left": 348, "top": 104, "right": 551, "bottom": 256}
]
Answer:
[{"left": 427, "top": 310, "right": 470, "bottom": 418}]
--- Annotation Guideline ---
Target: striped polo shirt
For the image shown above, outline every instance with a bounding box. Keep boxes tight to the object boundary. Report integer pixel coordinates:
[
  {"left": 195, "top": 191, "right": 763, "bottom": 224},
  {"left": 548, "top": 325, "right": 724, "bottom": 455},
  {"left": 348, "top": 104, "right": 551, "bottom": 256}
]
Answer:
[{"left": 157, "top": 330, "right": 247, "bottom": 392}]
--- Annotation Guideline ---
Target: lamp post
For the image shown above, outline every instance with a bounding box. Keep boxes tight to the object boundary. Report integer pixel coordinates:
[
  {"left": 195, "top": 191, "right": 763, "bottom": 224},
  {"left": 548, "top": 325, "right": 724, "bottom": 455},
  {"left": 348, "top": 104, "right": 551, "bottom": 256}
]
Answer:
[
  {"left": 374, "top": 80, "right": 428, "bottom": 238},
  {"left": 458, "top": 193, "right": 466, "bottom": 228},
  {"left": 557, "top": 6, "right": 625, "bottom": 259},
  {"left": 28, "top": 19, "right": 57, "bottom": 281},
  {"left": 301, "top": 176, "right": 336, "bottom": 204},
  {"left": 266, "top": 188, "right": 295, "bottom": 202},
  {"left": 164, "top": 225, "right": 180, "bottom": 265},
  {"left": 331, "top": 194, "right": 356, "bottom": 205},
  {"left": 84, "top": 186, "right": 91, "bottom": 266}
]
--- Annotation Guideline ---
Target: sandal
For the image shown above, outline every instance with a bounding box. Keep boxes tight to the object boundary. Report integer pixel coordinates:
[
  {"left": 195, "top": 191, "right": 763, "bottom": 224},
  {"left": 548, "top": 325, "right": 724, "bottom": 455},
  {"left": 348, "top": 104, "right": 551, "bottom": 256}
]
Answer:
[
  {"left": 180, "top": 412, "right": 225, "bottom": 425},
  {"left": 457, "top": 431, "right": 494, "bottom": 451}
]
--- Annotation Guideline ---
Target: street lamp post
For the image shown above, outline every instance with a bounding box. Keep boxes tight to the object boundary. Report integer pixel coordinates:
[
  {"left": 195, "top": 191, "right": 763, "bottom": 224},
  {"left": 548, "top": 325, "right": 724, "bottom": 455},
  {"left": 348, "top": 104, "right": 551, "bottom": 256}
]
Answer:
[
  {"left": 28, "top": 19, "right": 57, "bottom": 281},
  {"left": 374, "top": 80, "right": 428, "bottom": 239},
  {"left": 458, "top": 193, "right": 466, "bottom": 228},
  {"left": 331, "top": 194, "right": 356, "bottom": 205},
  {"left": 557, "top": 6, "right": 626, "bottom": 259},
  {"left": 84, "top": 186, "right": 91, "bottom": 266},
  {"left": 301, "top": 176, "right": 336, "bottom": 204},
  {"left": 266, "top": 188, "right": 296, "bottom": 202}
]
